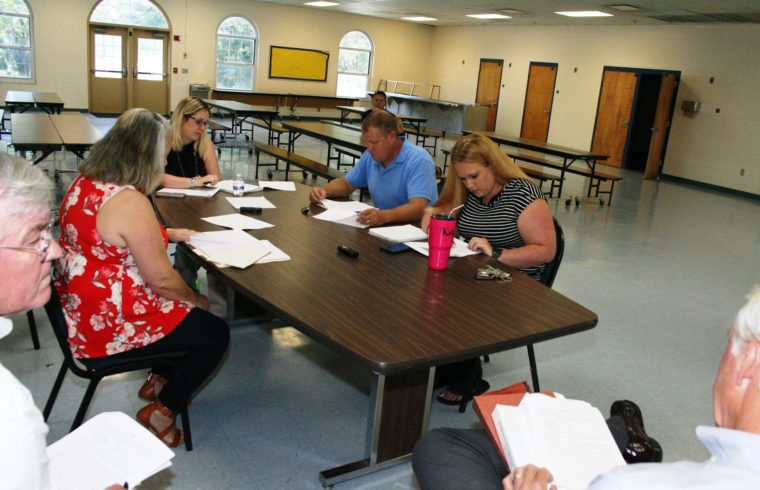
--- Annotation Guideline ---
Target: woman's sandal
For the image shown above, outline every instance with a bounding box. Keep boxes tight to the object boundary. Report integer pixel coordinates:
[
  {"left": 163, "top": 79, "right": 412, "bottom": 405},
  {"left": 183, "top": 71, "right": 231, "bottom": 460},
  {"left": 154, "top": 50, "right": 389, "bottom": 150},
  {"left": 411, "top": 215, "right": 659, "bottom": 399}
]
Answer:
[
  {"left": 137, "top": 399, "right": 184, "bottom": 448},
  {"left": 436, "top": 379, "right": 491, "bottom": 406},
  {"left": 138, "top": 373, "right": 168, "bottom": 402}
]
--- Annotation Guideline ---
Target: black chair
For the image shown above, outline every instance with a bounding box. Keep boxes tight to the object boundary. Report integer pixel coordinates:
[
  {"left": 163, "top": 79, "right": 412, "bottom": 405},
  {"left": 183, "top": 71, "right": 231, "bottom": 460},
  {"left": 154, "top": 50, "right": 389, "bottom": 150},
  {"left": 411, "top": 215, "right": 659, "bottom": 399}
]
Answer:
[
  {"left": 26, "top": 310, "right": 40, "bottom": 349},
  {"left": 42, "top": 286, "right": 194, "bottom": 450},
  {"left": 481, "top": 217, "right": 565, "bottom": 393}
]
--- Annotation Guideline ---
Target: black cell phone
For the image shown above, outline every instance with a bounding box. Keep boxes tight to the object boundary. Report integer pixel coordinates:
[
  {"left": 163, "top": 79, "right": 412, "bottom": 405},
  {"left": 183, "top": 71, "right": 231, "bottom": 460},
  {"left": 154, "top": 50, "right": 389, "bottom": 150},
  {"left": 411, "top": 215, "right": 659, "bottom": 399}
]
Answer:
[{"left": 380, "top": 242, "right": 411, "bottom": 254}]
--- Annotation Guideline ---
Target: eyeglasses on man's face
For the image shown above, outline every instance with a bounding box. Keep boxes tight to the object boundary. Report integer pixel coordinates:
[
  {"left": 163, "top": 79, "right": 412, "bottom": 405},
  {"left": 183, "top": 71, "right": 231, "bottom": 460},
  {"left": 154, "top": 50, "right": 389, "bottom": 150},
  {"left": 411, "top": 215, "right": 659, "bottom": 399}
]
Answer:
[
  {"left": 185, "top": 115, "right": 208, "bottom": 128},
  {"left": 0, "top": 222, "right": 54, "bottom": 262}
]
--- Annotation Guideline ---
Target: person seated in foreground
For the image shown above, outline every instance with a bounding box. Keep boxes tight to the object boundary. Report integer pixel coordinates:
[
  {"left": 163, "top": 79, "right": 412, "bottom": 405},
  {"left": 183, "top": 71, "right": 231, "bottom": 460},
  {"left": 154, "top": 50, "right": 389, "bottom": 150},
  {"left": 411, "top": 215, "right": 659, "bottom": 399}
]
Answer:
[
  {"left": 309, "top": 110, "right": 438, "bottom": 226},
  {"left": 414, "top": 286, "right": 760, "bottom": 490},
  {"left": 0, "top": 153, "right": 123, "bottom": 489},
  {"left": 55, "top": 108, "right": 230, "bottom": 447},
  {"left": 421, "top": 133, "right": 556, "bottom": 406}
]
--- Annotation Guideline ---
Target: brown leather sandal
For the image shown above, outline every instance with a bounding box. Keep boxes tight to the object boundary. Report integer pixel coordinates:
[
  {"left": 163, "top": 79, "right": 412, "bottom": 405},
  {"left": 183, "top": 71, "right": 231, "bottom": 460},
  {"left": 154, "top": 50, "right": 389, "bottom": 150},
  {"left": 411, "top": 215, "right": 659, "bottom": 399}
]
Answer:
[
  {"left": 138, "top": 373, "right": 167, "bottom": 402},
  {"left": 137, "top": 399, "right": 184, "bottom": 448}
]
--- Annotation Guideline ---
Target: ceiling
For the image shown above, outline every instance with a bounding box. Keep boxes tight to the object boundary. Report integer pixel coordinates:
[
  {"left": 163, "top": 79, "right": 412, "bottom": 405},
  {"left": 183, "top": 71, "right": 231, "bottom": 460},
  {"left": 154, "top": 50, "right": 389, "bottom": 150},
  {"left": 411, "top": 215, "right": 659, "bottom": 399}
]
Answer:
[{"left": 254, "top": 0, "right": 760, "bottom": 26}]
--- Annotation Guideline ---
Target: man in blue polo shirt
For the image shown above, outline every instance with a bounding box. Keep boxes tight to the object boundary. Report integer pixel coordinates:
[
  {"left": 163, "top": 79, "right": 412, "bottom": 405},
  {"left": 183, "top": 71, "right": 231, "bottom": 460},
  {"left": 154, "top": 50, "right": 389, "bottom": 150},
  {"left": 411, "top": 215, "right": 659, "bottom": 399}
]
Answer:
[{"left": 309, "top": 110, "right": 438, "bottom": 226}]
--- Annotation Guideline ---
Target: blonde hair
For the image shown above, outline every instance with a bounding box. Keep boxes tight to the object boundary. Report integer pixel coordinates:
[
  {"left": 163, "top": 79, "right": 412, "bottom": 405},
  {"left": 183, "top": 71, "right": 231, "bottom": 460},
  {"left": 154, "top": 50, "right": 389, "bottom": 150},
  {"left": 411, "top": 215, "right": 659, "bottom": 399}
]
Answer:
[
  {"left": 435, "top": 133, "right": 528, "bottom": 212},
  {"left": 170, "top": 96, "right": 212, "bottom": 155},
  {"left": 79, "top": 108, "right": 167, "bottom": 194}
]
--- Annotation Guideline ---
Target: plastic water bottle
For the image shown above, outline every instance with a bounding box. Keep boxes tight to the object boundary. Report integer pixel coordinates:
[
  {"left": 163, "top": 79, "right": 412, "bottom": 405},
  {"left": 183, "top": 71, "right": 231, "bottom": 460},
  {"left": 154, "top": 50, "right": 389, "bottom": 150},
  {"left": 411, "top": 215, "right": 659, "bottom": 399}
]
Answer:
[{"left": 233, "top": 173, "right": 244, "bottom": 196}]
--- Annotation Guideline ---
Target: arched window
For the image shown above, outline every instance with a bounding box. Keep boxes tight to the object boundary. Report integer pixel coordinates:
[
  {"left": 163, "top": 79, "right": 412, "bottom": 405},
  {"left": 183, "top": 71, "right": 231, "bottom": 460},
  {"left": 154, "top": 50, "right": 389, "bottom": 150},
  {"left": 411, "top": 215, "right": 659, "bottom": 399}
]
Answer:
[
  {"left": 216, "top": 16, "right": 256, "bottom": 91},
  {"left": 0, "top": 0, "right": 33, "bottom": 79},
  {"left": 336, "top": 31, "right": 372, "bottom": 98},
  {"left": 90, "top": 0, "right": 168, "bottom": 28}
]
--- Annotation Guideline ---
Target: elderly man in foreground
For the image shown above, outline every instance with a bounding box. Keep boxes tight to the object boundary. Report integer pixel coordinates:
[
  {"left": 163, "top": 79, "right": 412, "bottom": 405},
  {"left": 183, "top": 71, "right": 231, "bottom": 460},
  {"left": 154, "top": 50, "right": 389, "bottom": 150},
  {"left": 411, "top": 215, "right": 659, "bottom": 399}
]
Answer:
[{"left": 414, "top": 286, "right": 760, "bottom": 490}]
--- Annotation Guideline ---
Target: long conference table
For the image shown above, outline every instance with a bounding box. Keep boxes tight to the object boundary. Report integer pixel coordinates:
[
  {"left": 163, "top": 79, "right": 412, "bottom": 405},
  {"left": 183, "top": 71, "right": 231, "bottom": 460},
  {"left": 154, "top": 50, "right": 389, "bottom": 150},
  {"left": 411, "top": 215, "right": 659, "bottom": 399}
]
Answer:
[
  {"left": 463, "top": 130, "right": 608, "bottom": 198},
  {"left": 153, "top": 185, "right": 598, "bottom": 486},
  {"left": 11, "top": 113, "right": 102, "bottom": 165}
]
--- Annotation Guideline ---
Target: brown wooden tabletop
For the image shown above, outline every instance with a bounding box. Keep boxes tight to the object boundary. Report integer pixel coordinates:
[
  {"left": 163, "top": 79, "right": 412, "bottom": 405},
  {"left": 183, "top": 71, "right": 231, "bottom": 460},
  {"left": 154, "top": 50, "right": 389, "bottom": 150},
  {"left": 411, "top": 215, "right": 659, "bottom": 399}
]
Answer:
[
  {"left": 203, "top": 99, "right": 279, "bottom": 118},
  {"left": 50, "top": 113, "right": 102, "bottom": 147},
  {"left": 154, "top": 184, "right": 597, "bottom": 374},
  {"left": 5, "top": 90, "right": 35, "bottom": 113},
  {"left": 10, "top": 113, "right": 61, "bottom": 150},
  {"left": 34, "top": 92, "right": 64, "bottom": 114},
  {"left": 282, "top": 120, "right": 366, "bottom": 153}
]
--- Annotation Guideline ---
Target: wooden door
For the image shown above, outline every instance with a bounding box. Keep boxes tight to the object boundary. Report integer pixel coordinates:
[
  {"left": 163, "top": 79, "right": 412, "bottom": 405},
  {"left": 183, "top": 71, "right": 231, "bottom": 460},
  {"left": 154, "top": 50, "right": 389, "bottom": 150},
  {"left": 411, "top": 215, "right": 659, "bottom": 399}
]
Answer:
[
  {"left": 89, "top": 26, "right": 128, "bottom": 114},
  {"left": 644, "top": 73, "right": 677, "bottom": 179},
  {"left": 476, "top": 60, "right": 503, "bottom": 132},
  {"left": 591, "top": 70, "right": 638, "bottom": 168},
  {"left": 520, "top": 63, "right": 557, "bottom": 142},
  {"left": 132, "top": 29, "right": 169, "bottom": 114}
]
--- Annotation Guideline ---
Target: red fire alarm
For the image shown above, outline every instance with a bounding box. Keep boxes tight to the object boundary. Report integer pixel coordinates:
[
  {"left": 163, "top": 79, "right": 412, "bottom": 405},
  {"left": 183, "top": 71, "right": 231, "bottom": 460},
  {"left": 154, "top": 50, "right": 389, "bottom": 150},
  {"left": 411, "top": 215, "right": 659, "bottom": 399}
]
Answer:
[{"left": 173, "top": 35, "right": 181, "bottom": 41}]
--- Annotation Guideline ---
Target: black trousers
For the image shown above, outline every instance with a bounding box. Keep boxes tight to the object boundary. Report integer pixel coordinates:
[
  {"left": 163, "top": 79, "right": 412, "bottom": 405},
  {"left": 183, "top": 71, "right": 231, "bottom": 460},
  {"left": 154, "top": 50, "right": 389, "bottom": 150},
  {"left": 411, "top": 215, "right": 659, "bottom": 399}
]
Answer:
[{"left": 83, "top": 308, "right": 229, "bottom": 412}]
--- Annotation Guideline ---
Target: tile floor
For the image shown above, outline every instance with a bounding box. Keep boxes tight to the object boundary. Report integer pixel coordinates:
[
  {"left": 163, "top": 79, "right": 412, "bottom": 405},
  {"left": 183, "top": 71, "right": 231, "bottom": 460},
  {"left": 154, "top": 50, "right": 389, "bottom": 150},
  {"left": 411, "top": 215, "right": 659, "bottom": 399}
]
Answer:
[{"left": 2, "top": 114, "right": 760, "bottom": 489}]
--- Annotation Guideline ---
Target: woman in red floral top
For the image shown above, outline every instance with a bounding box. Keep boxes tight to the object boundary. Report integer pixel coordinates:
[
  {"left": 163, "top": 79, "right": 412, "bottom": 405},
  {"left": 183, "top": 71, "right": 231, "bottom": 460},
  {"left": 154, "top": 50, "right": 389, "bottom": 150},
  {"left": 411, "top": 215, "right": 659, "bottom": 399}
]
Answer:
[{"left": 55, "top": 108, "right": 229, "bottom": 447}]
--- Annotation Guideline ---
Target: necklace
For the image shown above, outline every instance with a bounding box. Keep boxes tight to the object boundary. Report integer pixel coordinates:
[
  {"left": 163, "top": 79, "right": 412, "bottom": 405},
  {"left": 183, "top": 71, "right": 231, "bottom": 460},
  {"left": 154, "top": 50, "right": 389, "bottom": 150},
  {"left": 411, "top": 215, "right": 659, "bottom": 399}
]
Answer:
[{"left": 172, "top": 144, "right": 201, "bottom": 178}]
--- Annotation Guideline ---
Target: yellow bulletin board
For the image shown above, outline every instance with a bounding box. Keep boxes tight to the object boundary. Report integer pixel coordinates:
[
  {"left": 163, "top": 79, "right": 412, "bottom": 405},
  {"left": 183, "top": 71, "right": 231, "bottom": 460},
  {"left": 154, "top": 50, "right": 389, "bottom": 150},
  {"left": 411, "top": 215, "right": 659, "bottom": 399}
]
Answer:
[{"left": 269, "top": 46, "right": 329, "bottom": 82}]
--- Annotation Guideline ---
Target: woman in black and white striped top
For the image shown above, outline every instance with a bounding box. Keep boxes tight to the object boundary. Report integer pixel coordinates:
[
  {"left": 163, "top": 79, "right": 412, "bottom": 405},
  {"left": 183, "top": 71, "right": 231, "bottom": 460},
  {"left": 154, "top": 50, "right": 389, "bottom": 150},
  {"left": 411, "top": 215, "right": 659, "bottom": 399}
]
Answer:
[
  {"left": 423, "top": 133, "right": 556, "bottom": 405},
  {"left": 425, "top": 133, "right": 556, "bottom": 280}
]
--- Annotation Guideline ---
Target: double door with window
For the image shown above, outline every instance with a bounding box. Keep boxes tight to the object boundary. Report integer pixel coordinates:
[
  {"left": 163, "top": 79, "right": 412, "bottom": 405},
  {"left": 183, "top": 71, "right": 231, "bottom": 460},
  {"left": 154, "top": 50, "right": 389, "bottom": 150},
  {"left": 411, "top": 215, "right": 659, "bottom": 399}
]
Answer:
[{"left": 89, "top": 26, "right": 169, "bottom": 114}]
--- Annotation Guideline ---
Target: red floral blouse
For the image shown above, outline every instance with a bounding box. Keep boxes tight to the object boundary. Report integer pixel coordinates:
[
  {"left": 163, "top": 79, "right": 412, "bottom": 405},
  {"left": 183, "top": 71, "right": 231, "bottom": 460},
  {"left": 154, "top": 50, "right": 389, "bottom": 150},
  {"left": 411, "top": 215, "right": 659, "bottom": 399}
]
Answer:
[{"left": 54, "top": 175, "right": 192, "bottom": 358}]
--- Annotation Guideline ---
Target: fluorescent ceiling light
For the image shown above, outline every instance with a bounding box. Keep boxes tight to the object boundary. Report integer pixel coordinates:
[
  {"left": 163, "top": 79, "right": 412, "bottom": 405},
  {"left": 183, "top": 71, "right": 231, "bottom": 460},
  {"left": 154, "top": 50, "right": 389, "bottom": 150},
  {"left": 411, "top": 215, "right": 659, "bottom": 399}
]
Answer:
[
  {"left": 305, "top": 1, "right": 339, "bottom": 6},
  {"left": 555, "top": 10, "right": 613, "bottom": 17},
  {"left": 607, "top": 4, "right": 640, "bottom": 11},
  {"left": 467, "top": 13, "right": 511, "bottom": 20},
  {"left": 402, "top": 15, "right": 438, "bottom": 22}
]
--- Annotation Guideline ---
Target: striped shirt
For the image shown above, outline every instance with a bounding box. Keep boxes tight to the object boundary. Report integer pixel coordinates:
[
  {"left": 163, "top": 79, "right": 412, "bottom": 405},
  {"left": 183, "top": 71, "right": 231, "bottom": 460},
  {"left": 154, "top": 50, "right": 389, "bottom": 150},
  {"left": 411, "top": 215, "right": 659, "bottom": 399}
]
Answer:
[{"left": 457, "top": 179, "right": 546, "bottom": 281}]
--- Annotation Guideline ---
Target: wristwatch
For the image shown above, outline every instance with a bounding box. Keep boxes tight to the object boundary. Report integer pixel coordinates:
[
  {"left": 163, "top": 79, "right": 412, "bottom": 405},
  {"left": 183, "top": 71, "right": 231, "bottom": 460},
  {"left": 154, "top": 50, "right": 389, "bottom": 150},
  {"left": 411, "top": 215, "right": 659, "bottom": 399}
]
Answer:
[{"left": 491, "top": 247, "right": 503, "bottom": 261}]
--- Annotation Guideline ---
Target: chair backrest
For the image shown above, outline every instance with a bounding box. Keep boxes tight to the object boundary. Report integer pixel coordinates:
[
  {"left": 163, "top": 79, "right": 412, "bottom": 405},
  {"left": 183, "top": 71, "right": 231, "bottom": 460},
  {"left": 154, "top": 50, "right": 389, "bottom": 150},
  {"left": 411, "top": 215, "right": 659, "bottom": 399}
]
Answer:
[
  {"left": 44, "top": 285, "right": 88, "bottom": 377},
  {"left": 539, "top": 217, "right": 565, "bottom": 288}
]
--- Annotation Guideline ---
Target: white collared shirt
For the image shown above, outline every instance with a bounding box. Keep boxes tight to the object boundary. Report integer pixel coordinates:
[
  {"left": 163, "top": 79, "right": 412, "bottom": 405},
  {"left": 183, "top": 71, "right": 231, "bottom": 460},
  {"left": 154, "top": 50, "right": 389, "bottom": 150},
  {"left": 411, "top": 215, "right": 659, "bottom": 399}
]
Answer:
[
  {"left": 590, "top": 425, "right": 760, "bottom": 489},
  {"left": 0, "top": 317, "right": 54, "bottom": 489}
]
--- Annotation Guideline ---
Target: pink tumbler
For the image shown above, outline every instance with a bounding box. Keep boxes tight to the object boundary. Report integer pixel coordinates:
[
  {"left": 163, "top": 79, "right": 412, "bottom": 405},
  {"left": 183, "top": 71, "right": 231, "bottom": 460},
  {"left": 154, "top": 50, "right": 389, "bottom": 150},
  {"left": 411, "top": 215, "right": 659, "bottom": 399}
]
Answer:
[{"left": 428, "top": 214, "right": 457, "bottom": 270}]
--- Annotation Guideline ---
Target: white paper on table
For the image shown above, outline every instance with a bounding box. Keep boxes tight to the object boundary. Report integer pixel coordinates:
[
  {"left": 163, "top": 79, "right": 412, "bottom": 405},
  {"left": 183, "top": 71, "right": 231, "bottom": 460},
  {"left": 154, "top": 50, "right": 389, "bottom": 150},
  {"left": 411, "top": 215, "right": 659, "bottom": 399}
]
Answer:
[
  {"left": 47, "top": 411, "right": 174, "bottom": 490},
  {"left": 198, "top": 242, "right": 273, "bottom": 269},
  {"left": 259, "top": 181, "right": 296, "bottom": 191},
  {"left": 225, "top": 196, "right": 276, "bottom": 209},
  {"left": 405, "top": 238, "right": 478, "bottom": 257},
  {"left": 190, "top": 229, "right": 260, "bottom": 248},
  {"left": 202, "top": 213, "right": 274, "bottom": 230},
  {"left": 155, "top": 186, "right": 220, "bottom": 198},
  {"left": 191, "top": 238, "right": 290, "bottom": 267},
  {"left": 318, "top": 198, "right": 375, "bottom": 213},
  {"left": 369, "top": 224, "right": 427, "bottom": 242},
  {"left": 215, "top": 179, "right": 262, "bottom": 194},
  {"left": 312, "top": 208, "right": 369, "bottom": 228}
]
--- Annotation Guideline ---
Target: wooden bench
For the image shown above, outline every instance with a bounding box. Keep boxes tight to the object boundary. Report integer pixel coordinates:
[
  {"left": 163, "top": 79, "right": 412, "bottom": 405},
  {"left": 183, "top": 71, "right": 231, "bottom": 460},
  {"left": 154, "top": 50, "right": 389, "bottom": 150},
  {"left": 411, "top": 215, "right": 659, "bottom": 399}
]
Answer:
[
  {"left": 333, "top": 146, "right": 362, "bottom": 170},
  {"left": 518, "top": 167, "right": 564, "bottom": 198},
  {"left": 207, "top": 119, "right": 232, "bottom": 155},
  {"left": 506, "top": 150, "right": 622, "bottom": 205},
  {"left": 0, "top": 108, "right": 5, "bottom": 133},
  {"left": 254, "top": 143, "right": 344, "bottom": 182},
  {"left": 404, "top": 125, "right": 444, "bottom": 156},
  {"left": 250, "top": 118, "right": 289, "bottom": 148}
]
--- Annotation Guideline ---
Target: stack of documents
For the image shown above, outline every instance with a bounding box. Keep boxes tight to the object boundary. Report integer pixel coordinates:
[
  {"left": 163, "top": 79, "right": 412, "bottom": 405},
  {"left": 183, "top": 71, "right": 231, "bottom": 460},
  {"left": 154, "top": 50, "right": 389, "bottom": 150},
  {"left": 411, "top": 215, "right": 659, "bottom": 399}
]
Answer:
[
  {"left": 215, "top": 179, "right": 262, "bottom": 194},
  {"left": 368, "top": 224, "right": 427, "bottom": 242},
  {"left": 312, "top": 199, "right": 375, "bottom": 228},
  {"left": 225, "top": 196, "right": 276, "bottom": 209},
  {"left": 259, "top": 181, "right": 296, "bottom": 191},
  {"left": 155, "top": 186, "right": 221, "bottom": 198},
  {"left": 406, "top": 238, "right": 479, "bottom": 258},
  {"left": 492, "top": 393, "right": 625, "bottom": 490},
  {"left": 189, "top": 229, "right": 290, "bottom": 268},
  {"left": 202, "top": 213, "right": 274, "bottom": 230},
  {"left": 47, "top": 411, "right": 174, "bottom": 490}
]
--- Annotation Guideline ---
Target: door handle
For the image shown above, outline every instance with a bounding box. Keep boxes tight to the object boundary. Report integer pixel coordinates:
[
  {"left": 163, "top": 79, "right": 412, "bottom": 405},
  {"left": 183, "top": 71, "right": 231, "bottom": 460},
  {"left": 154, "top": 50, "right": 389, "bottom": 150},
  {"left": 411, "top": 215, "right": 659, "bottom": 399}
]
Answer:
[
  {"left": 622, "top": 120, "right": 630, "bottom": 127},
  {"left": 133, "top": 67, "right": 138, "bottom": 78},
  {"left": 122, "top": 68, "right": 127, "bottom": 78},
  {"left": 543, "top": 109, "right": 551, "bottom": 113},
  {"left": 650, "top": 126, "right": 659, "bottom": 132}
]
